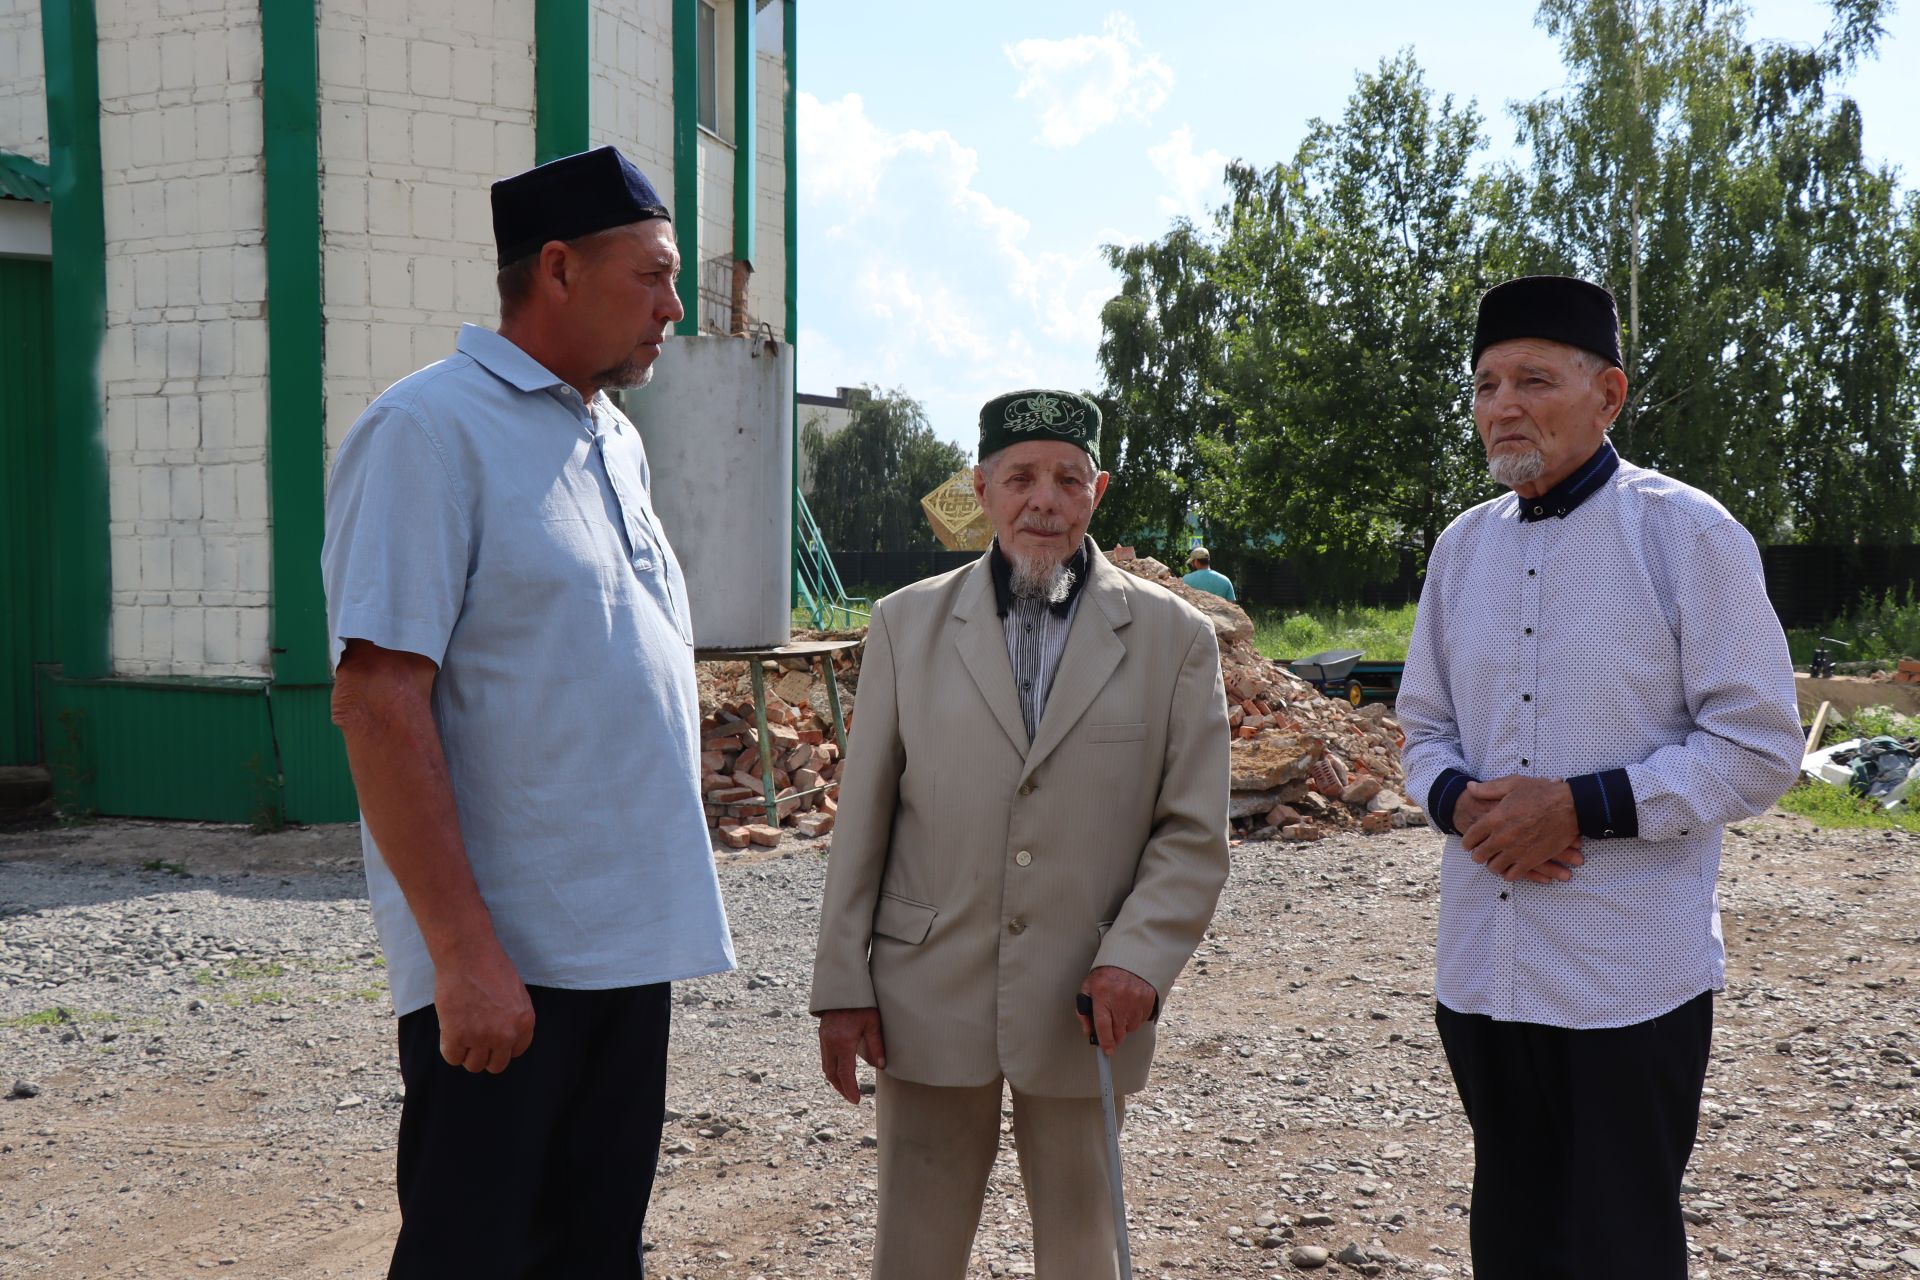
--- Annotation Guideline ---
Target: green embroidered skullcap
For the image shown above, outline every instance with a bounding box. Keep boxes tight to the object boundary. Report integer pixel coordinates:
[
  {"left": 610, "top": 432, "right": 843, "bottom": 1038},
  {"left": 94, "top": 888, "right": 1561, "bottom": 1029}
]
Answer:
[{"left": 978, "top": 389, "right": 1102, "bottom": 462}]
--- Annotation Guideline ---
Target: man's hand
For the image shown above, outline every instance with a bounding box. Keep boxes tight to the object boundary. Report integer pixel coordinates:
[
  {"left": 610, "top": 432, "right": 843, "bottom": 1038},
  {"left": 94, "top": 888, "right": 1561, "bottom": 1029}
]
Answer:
[
  {"left": 818, "top": 1007, "right": 886, "bottom": 1105},
  {"left": 1461, "top": 776, "right": 1583, "bottom": 882},
  {"left": 433, "top": 938, "right": 535, "bottom": 1073},
  {"left": 1077, "top": 966, "right": 1157, "bottom": 1056}
]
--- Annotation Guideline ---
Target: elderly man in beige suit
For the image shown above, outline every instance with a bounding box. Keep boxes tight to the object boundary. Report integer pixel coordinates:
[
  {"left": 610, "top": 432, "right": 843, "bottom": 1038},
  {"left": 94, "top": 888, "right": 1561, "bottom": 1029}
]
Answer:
[{"left": 810, "top": 389, "right": 1231, "bottom": 1279}]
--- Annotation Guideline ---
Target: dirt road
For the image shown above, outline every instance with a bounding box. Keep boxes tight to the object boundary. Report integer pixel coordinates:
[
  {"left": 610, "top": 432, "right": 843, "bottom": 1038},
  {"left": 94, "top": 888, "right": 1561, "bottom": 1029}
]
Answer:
[{"left": 4, "top": 811, "right": 1918, "bottom": 1278}]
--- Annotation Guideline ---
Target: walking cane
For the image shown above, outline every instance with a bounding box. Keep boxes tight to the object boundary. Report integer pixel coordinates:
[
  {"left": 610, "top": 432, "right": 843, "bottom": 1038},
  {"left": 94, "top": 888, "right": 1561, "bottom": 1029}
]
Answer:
[{"left": 1076, "top": 992, "right": 1135, "bottom": 1280}]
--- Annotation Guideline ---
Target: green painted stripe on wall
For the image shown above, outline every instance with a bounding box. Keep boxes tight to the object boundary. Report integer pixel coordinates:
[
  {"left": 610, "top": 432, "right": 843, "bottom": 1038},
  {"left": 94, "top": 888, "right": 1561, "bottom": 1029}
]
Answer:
[
  {"left": 783, "top": 0, "right": 796, "bottom": 345},
  {"left": 534, "top": 0, "right": 589, "bottom": 163},
  {"left": 39, "top": 0, "right": 110, "bottom": 681},
  {"left": 732, "top": 0, "right": 755, "bottom": 264},
  {"left": 0, "top": 259, "right": 56, "bottom": 765},
  {"left": 672, "top": 0, "right": 700, "bottom": 334},
  {"left": 260, "top": 0, "right": 330, "bottom": 687}
]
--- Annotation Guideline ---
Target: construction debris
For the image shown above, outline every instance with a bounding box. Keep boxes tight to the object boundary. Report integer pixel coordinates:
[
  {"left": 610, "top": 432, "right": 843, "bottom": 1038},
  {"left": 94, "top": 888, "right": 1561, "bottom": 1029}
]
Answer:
[
  {"left": 1105, "top": 550, "right": 1426, "bottom": 840},
  {"left": 691, "top": 560, "right": 1425, "bottom": 848}
]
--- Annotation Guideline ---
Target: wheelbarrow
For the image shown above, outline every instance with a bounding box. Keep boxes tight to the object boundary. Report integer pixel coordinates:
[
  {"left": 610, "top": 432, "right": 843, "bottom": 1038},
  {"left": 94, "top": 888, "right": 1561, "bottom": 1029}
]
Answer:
[{"left": 1287, "top": 648, "right": 1368, "bottom": 707}]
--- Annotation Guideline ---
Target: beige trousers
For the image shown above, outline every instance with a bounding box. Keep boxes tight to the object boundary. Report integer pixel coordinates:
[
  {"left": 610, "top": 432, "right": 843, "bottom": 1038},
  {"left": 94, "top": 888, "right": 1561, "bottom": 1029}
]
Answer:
[{"left": 870, "top": 1070, "right": 1126, "bottom": 1280}]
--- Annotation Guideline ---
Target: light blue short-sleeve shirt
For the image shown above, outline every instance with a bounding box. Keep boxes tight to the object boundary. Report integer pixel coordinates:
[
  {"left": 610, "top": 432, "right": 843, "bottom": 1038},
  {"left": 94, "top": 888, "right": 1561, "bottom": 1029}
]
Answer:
[{"left": 321, "top": 324, "right": 736, "bottom": 1015}]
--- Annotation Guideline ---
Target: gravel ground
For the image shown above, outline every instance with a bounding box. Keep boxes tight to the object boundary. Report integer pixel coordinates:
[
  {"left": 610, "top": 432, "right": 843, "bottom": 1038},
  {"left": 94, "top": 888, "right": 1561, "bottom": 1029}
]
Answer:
[{"left": 3, "top": 810, "right": 1919, "bottom": 1278}]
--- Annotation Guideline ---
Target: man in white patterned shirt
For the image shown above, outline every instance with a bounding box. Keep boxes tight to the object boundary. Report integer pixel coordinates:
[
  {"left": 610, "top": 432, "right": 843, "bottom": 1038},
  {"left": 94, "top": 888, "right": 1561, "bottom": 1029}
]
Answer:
[{"left": 1397, "top": 275, "right": 1803, "bottom": 1279}]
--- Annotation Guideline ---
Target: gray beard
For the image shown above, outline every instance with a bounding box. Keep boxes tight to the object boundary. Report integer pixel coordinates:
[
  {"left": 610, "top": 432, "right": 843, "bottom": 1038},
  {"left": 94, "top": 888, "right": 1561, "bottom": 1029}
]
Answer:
[
  {"left": 1008, "top": 554, "right": 1076, "bottom": 606},
  {"left": 595, "top": 360, "right": 655, "bottom": 391},
  {"left": 1488, "top": 447, "right": 1546, "bottom": 488}
]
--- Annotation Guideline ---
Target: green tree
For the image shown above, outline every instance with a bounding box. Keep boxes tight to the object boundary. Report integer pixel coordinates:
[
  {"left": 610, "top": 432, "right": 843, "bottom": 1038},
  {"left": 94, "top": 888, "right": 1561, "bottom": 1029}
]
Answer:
[
  {"left": 1095, "top": 52, "right": 1501, "bottom": 585},
  {"left": 1511, "top": 0, "right": 1919, "bottom": 542},
  {"left": 802, "top": 387, "right": 969, "bottom": 552}
]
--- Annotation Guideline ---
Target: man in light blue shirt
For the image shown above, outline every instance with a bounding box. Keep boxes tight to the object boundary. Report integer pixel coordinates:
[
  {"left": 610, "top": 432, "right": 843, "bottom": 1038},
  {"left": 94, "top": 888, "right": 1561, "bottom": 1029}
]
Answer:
[
  {"left": 1180, "top": 546, "right": 1235, "bottom": 601},
  {"left": 1397, "top": 276, "right": 1801, "bottom": 1280},
  {"left": 323, "top": 148, "right": 734, "bottom": 1279}
]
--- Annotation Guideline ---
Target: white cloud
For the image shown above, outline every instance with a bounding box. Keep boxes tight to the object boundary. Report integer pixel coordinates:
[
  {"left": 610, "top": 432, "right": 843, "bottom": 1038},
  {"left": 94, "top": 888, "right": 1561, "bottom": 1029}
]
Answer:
[
  {"left": 1005, "top": 14, "right": 1174, "bottom": 148},
  {"left": 1148, "top": 126, "right": 1230, "bottom": 221},
  {"left": 796, "top": 91, "right": 1122, "bottom": 443}
]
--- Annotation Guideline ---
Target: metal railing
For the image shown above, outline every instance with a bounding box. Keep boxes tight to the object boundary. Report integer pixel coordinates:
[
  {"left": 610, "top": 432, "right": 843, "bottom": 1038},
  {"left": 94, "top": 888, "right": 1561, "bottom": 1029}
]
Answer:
[{"left": 793, "top": 488, "right": 870, "bottom": 630}]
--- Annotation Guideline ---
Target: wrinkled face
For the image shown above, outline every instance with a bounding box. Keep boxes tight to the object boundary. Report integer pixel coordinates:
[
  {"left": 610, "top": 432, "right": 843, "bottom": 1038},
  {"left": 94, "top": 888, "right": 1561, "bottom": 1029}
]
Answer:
[
  {"left": 972, "top": 441, "right": 1109, "bottom": 566},
  {"left": 567, "top": 220, "right": 685, "bottom": 390},
  {"left": 1472, "top": 338, "right": 1623, "bottom": 494}
]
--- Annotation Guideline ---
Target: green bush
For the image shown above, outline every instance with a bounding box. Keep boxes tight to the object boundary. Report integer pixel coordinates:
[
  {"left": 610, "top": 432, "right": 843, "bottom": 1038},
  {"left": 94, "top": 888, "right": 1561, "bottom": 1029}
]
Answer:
[
  {"left": 1787, "top": 589, "right": 1920, "bottom": 666},
  {"left": 1249, "top": 603, "right": 1419, "bottom": 662},
  {"left": 1777, "top": 781, "right": 1920, "bottom": 833}
]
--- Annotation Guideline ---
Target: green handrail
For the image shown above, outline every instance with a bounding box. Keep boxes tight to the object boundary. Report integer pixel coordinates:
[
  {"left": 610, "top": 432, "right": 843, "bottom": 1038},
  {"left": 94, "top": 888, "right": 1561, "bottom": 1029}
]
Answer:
[{"left": 793, "top": 488, "right": 869, "bottom": 630}]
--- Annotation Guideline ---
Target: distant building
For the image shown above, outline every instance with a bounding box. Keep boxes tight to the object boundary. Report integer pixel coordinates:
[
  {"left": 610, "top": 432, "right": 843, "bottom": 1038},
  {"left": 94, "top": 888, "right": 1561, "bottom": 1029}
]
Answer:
[
  {"left": 0, "top": 0, "right": 799, "bottom": 823},
  {"left": 796, "top": 385, "right": 867, "bottom": 494}
]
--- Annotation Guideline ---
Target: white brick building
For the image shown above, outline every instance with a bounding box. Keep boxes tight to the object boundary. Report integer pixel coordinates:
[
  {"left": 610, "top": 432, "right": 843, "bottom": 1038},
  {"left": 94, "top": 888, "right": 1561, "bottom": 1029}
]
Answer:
[{"left": 0, "top": 0, "right": 797, "bottom": 821}]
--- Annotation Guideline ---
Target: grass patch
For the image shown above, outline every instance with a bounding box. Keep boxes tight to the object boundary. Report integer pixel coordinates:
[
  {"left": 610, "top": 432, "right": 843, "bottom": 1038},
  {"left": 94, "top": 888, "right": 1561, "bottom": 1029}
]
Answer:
[
  {"left": 193, "top": 959, "right": 289, "bottom": 986},
  {"left": 141, "top": 859, "right": 189, "bottom": 877},
  {"left": 1, "top": 1007, "right": 118, "bottom": 1029},
  {"left": 1835, "top": 705, "right": 1920, "bottom": 742},
  {"left": 1788, "top": 589, "right": 1920, "bottom": 667},
  {"left": 1249, "top": 603, "right": 1420, "bottom": 662},
  {"left": 1777, "top": 782, "right": 1920, "bottom": 833}
]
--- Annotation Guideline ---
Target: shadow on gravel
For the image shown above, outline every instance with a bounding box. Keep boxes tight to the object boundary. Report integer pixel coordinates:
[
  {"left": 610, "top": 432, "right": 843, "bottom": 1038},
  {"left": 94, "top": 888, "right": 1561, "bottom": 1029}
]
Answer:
[{"left": 0, "top": 818, "right": 368, "bottom": 912}]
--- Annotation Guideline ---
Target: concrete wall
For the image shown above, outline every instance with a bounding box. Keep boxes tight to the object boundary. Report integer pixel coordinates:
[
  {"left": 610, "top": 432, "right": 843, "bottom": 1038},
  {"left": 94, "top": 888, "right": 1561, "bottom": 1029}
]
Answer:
[
  {"left": 97, "top": 0, "right": 271, "bottom": 678},
  {"left": 0, "top": 0, "right": 46, "bottom": 164},
  {"left": 318, "top": 0, "right": 535, "bottom": 459}
]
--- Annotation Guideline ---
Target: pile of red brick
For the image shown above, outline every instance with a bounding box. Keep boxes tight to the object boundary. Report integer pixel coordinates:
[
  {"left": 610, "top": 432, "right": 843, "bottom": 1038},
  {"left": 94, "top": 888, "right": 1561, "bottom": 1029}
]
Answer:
[
  {"left": 1897, "top": 659, "right": 1920, "bottom": 685},
  {"left": 1106, "top": 549, "right": 1427, "bottom": 842},
  {"left": 696, "top": 660, "right": 851, "bottom": 849}
]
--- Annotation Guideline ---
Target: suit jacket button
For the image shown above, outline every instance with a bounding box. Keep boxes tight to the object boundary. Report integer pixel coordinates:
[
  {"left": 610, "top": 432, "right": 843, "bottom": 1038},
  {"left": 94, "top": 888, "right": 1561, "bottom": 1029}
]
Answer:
[
  {"left": 1015, "top": 850, "right": 1032, "bottom": 867},
  {"left": 1007, "top": 918, "right": 1026, "bottom": 935},
  {"left": 1018, "top": 783, "right": 1034, "bottom": 795}
]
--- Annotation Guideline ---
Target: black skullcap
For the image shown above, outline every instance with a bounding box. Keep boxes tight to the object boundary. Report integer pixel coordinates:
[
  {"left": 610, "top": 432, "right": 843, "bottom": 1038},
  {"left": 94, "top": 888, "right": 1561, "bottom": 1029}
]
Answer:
[
  {"left": 490, "top": 146, "right": 671, "bottom": 269},
  {"left": 1472, "top": 275, "right": 1623, "bottom": 370},
  {"left": 978, "top": 389, "right": 1102, "bottom": 461}
]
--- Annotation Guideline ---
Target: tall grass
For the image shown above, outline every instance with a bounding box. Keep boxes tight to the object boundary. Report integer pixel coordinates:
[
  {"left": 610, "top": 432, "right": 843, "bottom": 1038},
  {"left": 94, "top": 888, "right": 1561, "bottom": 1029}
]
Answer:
[
  {"left": 1777, "top": 781, "right": 1920, "bottom": 833},
  {"left": 1249, "top": 603, "right": 1420, "bottom": 662},
  {"left": 1787, "top": 589, "right": 1920, "bottom": 666}
]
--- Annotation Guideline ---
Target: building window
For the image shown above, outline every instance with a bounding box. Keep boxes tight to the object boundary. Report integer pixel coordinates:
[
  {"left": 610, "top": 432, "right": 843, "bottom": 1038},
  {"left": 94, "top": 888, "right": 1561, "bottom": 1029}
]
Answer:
[{"left": 697, "top": 0, "right": 719, "bottom": 133}]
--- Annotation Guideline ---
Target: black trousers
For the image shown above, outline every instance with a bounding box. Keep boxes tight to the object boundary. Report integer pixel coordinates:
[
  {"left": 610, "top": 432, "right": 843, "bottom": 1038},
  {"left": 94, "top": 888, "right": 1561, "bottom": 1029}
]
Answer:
[
  {"left": 389, "top": 983, "right": 672, "bottom": 1280},
  {"left": 1435, "top": 992, "right": 1713, "bottom": 1280}
]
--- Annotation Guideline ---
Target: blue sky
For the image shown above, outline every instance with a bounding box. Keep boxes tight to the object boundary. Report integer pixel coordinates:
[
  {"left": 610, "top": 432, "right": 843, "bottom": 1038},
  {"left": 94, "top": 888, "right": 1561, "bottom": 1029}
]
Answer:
[{"left": 794, "top": 1, "right": 1919, "bottom": 454}]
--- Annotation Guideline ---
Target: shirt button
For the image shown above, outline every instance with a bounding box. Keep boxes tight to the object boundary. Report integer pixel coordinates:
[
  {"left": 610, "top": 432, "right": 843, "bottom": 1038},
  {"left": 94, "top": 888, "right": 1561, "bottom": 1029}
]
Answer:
[
  {"left": 1520, "top": 758, "right": 1529, "bottom": 767},
  {"left": 1524, "top": 627, "right": 1533, "bottom": 635},
  {"left": 1499, "top": 891, "right": 1509, "bottom": 900},
  {"left": 1528, "top": 569, "right": 1536, "bottom": 577},
  {"left": 1008, "top": 918, "right": 1026, "bottom": 935},
  {"left": 1531, "top": 505, "right": 1544, "bottom": 516},
  {"left": 1604, "top": 829, "right": 1616, "bottom": 838},
  {"left": 1522, "top": 694, "right": 1532, "bottom": 702},
  {"left": 1015, "top": 850, "right": 1032, "bottom": 867}
]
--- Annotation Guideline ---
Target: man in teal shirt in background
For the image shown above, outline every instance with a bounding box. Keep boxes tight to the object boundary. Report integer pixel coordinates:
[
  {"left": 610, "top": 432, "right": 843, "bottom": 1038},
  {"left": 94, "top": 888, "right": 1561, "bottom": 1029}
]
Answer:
[{"left": 1182, "top": 546, "right": 1236, "bottom": 601}]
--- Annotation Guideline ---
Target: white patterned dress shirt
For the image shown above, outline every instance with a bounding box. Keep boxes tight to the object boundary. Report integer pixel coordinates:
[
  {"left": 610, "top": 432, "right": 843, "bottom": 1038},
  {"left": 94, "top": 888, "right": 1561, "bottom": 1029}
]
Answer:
[{"left": 1398, "top": 445, "right": 1803, "bottom": 1029}]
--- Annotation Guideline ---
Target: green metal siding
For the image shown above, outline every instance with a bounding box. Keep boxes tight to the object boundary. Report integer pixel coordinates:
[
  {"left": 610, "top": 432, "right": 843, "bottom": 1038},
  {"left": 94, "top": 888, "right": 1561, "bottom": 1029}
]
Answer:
[
  {"left": 40, "top": 0, "right": 111, "bottom": 680},
  {"left": 42, "top": 676, "right": 282, "bottom": 822},
  {"left": 273, "top": 684, "right": 357, "bottom": 823},
  {"left": 0, "top": 259, "right": 55, "bottom": 765}
]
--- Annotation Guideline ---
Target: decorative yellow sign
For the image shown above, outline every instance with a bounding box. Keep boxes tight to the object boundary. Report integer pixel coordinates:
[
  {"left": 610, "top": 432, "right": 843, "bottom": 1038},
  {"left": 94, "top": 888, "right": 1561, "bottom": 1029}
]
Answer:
[{"left": 920, "top": 469, "right": 993, "bottom": 551}]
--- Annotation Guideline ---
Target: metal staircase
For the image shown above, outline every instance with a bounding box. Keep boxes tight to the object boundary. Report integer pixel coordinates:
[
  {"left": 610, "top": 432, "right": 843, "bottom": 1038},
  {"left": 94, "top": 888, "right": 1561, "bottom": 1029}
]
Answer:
[{"left": 792, "top": 488, "right": 869, "bottom": 630}]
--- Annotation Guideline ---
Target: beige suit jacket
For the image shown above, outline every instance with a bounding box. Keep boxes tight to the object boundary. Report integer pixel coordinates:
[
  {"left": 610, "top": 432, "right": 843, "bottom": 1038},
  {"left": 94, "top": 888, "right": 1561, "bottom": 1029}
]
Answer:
[{"left": 809, "top": 548, "right": 1231, "bottom": 1097}]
